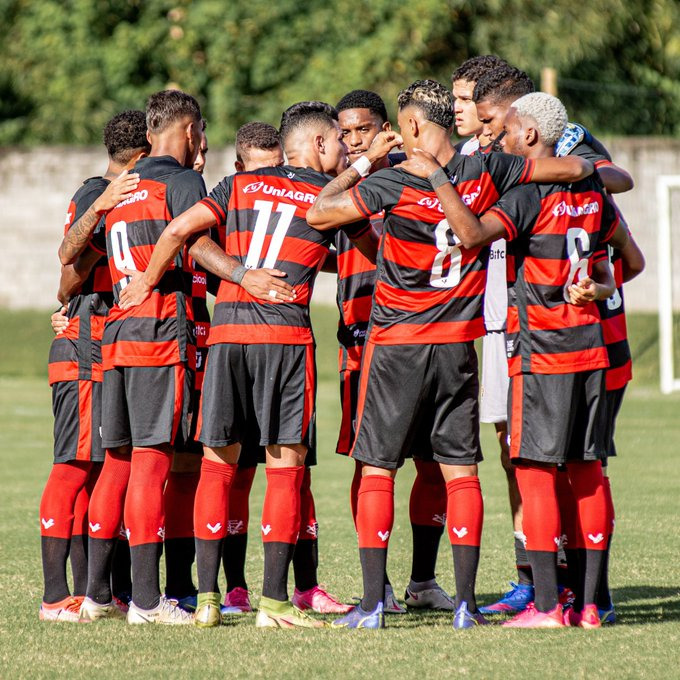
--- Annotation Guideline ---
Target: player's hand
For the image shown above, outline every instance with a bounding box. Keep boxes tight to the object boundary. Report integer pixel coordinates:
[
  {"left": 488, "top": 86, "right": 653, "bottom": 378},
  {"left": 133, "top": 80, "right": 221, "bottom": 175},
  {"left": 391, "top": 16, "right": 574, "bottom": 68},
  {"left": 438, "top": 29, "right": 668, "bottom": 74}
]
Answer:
[
  {"left": 51, "top": 306, "right": 69, "bottom": 335},
  {"left": 364, "top": 130, "right": 404, "bottom": 166},
  {"left": 397, "top": 148, "right": 441, "bottom": 179},
  {"left": 93, "top": 170, "right": 141, "bottom": 214},
  {"left": 567, "top": 278, "right": 597, "bottom": 306},
  {"left": 240, "top": 269, "right": 296, "bottom": 302},
  {"left": 118, "top": 269, "right": 152, "bottom": 309}
]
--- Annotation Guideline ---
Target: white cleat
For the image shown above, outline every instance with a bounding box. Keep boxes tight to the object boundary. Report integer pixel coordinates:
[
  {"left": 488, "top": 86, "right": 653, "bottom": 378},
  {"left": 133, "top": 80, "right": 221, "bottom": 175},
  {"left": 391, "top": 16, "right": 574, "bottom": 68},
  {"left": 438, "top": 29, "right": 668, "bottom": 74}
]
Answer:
[
  {"left": 79, "top": 596, "right": 127, "bottom": 622},
  {"left": 127, "top": 596, "right": 194, "bottom": 625},
  {"left": 384, "top": 584, "right": 407, "bottom": 614},
  {"left": 404, "top": 583, "right": 456, "bottom": 611}
]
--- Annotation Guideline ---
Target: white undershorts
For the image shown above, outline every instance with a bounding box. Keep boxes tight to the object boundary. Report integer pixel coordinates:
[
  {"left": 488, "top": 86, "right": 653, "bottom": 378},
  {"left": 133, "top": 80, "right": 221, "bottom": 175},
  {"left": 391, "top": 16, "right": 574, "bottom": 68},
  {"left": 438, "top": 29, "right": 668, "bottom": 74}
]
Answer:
[{"left": 480, "top": 331, "right": 509, "bottom": 424}]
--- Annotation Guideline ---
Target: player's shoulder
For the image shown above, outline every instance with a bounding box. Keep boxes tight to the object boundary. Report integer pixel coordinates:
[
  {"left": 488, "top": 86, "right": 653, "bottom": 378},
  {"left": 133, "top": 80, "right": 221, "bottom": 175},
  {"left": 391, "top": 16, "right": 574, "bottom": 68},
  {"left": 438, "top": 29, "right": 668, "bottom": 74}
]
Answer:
[
  {"left": 366, "top": 165, "right": 428, "bottom": 190},
  {"left": 72, "top": 175, "right": 108, "bottom": 203}
]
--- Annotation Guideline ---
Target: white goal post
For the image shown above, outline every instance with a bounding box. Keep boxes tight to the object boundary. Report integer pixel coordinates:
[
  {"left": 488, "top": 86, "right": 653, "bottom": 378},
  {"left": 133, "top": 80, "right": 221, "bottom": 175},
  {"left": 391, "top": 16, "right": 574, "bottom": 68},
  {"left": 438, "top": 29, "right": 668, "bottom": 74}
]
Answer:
[{"left": 656, "top": 175, "right": 680, "bottom": 394}]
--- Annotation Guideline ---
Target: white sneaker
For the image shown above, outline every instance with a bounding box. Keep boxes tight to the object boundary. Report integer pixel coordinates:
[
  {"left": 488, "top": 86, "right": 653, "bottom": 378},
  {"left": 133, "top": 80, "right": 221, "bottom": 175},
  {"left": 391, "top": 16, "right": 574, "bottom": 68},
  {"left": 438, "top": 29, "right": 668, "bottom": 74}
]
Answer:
[
  {"left": 384, "top": 584, "right": 406, "bottom": 614},
  {"left": 127, "top": 596, "right": 194, "bottom": 625},
  {"left": 404, "top": 582, "right": 456, "bottom": 610},
  {"left": 79, "top": 596, "right": 127, "bottom": 622}
]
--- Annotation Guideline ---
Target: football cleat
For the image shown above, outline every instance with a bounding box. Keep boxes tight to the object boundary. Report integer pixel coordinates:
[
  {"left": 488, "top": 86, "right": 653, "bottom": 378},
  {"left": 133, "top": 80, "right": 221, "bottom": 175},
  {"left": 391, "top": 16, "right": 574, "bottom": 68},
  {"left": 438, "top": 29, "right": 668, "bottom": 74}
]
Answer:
[
  {"left": 599, "top": 606, "right": 616, "bottom": 625},
  {"left": 39, "top": 596, "right": 84, "bottom": 622},
  {"left": 221, "top": 587, "right": 252, "bottom": 615},
  {"left": 255, "top": 596, "right": 325, "bottom": 629},
  {"left": 404, "top": 582, "right": 456, "bottom": 611},
  {"left": 174, "top": 593, "right": 197, "bottom": 613},
  {"left": 332, "top": 602, "right": 385, "bottom": 629},
  {"left": 292, "top": 585, "right": 352, "bottom": 614},
  {"left": 127, "top": 596, "right": 194, "bottom": 625},
  {"left": 194, "top": 592, "right": 222, "bottom": 628},
  {"left": 558, "top": 585, "right": 575, "bottom": 608},
  {"left": 78, "top": 596, "right": 127, "bottom": 622},
  {"left": 479, "top": 582, "right": 534, "bottom": 614},
  {"left": 452, "top": 601, "right": 489, "bottom": 629},
  {"left": 577, "top": 604, "right": 602, "bottom": 629},
  {"left": 503, "top": 602, "right": 565, "bottom": 628},
  {"left": 384, "top": 584, "right": 407, "bottom": 614}
]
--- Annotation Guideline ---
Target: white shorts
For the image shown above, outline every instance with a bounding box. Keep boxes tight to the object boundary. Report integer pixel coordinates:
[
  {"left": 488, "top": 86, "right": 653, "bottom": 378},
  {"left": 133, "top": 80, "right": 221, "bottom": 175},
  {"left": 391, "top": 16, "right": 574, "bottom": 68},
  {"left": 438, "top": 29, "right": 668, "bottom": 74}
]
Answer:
[{"left": 480, "top": 331, "right": 509, "bottom": 424}]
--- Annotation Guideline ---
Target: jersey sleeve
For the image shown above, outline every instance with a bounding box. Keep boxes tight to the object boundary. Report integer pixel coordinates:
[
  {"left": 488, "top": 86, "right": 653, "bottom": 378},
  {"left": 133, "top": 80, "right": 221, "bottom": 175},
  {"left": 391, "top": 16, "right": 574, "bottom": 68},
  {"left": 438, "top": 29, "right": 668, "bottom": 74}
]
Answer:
[
  {"left": 486, "top": 152, "right": 536, "bottom": 194},
  {"left": 570, "top": 138, "right": 612, "bottom": 167},
  {"left": 598, "top": 193, "right": 621, "bottom": 245},
  {"left": 167, "top": 169, "right": 207, "bottom": 218},
  {"left": 89, "top": 216, "right": 108, "bottom": 254},
  {"left": 200, "top": 175, "right": 234, "bottom": 226},
  {"left": 348, "top": 169, "right": 403, "bottom": 219},
  {"left": 484, "top": 184, "right": 541, "bottom": 241}
]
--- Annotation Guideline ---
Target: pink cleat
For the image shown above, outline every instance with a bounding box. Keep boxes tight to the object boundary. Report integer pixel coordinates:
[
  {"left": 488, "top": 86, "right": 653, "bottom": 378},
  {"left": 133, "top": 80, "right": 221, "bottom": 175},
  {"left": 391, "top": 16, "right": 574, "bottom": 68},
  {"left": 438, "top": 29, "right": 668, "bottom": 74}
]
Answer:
[
  {"left": 503, "top": 602, "right": 565, "bottom": 628},
  {"left": 577, "top": 604, "right": 601, "bottom": 629},
  {"left": 222, "top": 587, "right": 252, "bottom": 614},
  {"left": 292, "top": 585, "right": 352, "bottom": 614}
]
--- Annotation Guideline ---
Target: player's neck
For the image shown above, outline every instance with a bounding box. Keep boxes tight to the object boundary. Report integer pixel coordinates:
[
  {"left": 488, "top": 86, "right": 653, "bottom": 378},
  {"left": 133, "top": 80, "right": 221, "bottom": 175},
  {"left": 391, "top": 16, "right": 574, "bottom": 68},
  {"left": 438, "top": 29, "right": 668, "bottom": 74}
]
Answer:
[
  {"left": 417, "top": 130, "right": 455, "bottom": 167},
  {"left": 525, "top": 144, "right": 554, "bottom": 160},
  {"left": 149, "top": 136, "right": 191, "bottom": 168},
  {"left": 285, "top": 149, "right": 323, "bottom": 173},
  {"left": 104, "top": 161, "right": 125, "bottom": 180}
]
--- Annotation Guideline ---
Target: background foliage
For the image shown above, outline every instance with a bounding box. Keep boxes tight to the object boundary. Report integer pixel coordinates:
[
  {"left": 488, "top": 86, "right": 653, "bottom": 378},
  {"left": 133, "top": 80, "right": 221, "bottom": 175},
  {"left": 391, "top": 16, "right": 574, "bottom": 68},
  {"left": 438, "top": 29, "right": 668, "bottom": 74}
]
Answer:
[{"left": 2, "top": 0, "right": 679, "bottom": 145}]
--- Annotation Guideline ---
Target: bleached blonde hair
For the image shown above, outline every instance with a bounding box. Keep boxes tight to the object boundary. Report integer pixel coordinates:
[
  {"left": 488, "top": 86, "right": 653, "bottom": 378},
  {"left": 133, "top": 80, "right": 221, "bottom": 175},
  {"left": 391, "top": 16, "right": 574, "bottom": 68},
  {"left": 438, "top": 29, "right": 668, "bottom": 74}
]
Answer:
[{"left": 512, "top": 92, "right": 568, "bottom": 146}]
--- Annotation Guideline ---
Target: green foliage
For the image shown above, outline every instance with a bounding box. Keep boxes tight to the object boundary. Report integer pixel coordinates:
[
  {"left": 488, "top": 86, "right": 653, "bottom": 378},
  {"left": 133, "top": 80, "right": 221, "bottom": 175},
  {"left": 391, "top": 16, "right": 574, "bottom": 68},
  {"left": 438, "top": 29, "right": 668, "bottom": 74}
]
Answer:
[{"left": 1, "top": 0, "right": 679, "bottom": 145}]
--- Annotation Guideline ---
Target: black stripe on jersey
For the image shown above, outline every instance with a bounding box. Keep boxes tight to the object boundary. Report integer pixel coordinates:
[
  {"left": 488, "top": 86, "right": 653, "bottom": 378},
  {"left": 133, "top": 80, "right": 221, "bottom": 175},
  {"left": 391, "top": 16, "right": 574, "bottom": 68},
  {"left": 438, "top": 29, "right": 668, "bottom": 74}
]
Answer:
[{"left": 212, "top": 301, "right": 310, "bottom": 329}]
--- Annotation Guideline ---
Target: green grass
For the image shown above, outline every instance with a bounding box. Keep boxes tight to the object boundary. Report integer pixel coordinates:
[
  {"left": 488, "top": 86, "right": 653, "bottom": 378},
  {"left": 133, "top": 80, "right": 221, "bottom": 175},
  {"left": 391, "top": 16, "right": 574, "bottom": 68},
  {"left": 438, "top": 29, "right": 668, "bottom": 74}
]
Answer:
[{"left": 1, "top": 306, "right": 679, "bottom": 679}]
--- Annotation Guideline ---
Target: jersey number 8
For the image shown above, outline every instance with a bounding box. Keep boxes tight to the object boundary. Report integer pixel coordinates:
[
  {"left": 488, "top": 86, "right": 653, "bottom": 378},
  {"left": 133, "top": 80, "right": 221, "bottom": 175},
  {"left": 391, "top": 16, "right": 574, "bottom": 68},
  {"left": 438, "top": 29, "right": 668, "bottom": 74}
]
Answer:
[{"left": 430, "top": 219, "right": 463, "bottom": 288}]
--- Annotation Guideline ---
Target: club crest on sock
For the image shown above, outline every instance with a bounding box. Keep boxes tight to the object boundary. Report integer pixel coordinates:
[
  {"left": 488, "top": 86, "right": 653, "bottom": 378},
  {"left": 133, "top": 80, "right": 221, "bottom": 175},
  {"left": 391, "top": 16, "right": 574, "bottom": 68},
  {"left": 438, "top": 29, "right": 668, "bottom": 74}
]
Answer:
[
  {"left": 206, "top": 522, "right": 222, "bottom": 534},
  {"left": 89, "top": 521, "right": 101, "bottom": 533},
  {"left": 377, "top": 530, "right": 390, "bottom": 542},
  {"left": 451, "top": 526, "right": 468, "bottom": 539},
  {"left": 41, "top": 517, "right": 55, "bottom": 530}
]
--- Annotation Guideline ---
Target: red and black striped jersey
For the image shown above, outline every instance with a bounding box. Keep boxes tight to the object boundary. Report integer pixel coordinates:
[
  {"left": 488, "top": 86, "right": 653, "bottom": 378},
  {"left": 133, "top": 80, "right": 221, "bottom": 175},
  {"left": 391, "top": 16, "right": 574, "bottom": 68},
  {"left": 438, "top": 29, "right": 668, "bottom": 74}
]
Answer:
[
  {"left": 596, "top": 244, "right": 632, "bottom": 390},
  {"left": 348, "top": 151, "right": 535, "bottom": 345},
  {"left": 201, "top": 165, "right": 364, "bottom": 346},
  {"left": 102, "top": 156, "right": 206, "bottom": 369},
  {"left": 487, "top": 176, "right": 619, "bottom": 375},
  {"left": 48, "top": 177, "right": 113, "bottom": 385}
]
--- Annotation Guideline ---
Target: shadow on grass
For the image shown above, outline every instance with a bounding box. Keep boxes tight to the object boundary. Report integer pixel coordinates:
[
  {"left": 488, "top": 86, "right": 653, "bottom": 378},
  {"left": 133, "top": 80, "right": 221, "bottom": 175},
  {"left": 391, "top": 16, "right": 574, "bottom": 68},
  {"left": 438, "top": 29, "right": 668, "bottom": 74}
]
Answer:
[{"left": 611, "top": 585, "right": 680, "bottom": 624}]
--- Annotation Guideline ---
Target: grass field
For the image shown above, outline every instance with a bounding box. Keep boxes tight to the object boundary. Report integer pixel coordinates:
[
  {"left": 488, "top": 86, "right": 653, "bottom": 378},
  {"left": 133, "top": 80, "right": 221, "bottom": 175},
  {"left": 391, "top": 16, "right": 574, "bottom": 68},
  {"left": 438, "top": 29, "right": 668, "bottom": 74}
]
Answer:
[{"left": 1, "top": 306, "right": 679, "bottom": 679}]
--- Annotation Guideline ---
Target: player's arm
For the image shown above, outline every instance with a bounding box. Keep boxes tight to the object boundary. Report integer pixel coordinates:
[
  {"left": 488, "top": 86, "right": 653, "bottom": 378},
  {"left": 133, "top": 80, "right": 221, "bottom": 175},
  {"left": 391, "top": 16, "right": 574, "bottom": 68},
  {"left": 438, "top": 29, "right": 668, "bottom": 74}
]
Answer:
[
  {"left": 620, "top": 233, "right": 645, "bottom": 282},
  {"left": 58, "top": 171, "right": 140, "bottom": 264},
  {"left": 307, "top": 131, "right": 402, "bottom": 230},
  {"left": 529, "top": 156, "right": 594, "bottom": 183},
  {"left": 56, "top": 247, "right": 103, "bottom": 304},
  {"left": 568, "top": 260, "right": 616, "bottom": 306},
  {"left": 598, "top": 164, "right": 634, "bottom": 193}
]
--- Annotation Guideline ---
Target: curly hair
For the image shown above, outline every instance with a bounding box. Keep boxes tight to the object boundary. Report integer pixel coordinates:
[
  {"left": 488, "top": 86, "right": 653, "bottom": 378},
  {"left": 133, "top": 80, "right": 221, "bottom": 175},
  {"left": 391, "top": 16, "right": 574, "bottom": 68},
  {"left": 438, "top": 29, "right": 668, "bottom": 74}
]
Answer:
[
  {"left": 472, "top": 65, "right": 534, "bottom": 104},
  {"left": 397, "top": 80, "right": 454, "bottom": 129},
  {"left": 103, "top": 110, "right": 149, "bottom": 164},
  {"left": 279, "top": 101, "right": 338, "bottom": 142},
  {"left": 451, "top": 55, "right": 509, "bottom": 84},
  {"left": 512, "top": 92, "right": 568, "bottom": 147},
  {"left": 336, "top": 90, "right": 388, "bottom": 123},
  {"left": 235, "top": 122, "right": 281, "bottom": 162},
  {"left": 146, "top": 89, "right": 202, "bottom": 135}
]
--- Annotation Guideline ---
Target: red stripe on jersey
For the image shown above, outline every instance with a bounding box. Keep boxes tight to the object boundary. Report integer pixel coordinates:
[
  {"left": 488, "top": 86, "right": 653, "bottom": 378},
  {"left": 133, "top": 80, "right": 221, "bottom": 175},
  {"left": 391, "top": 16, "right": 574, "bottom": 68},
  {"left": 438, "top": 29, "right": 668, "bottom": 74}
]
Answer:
[
  {"left": 533, "top": 191, "right": 606, "bottom": 236},
  {"left": 201, "top": 196, "right": 226, "bottom": 224},
  {"left": 487, "top": 206, "right": 518, "bottom": 240},
  {"left": 338, "top": 345, "right": 364, "bottom": 372},
  {"left": 337, "top": 246, "right": 376, "bottom": 278},
  {"left": 208, "top": 324, "right": 313, "bottom": 346},
  {"left": 527, "top": 303, "right": 602, "bottom": 332},
  {"left": 102, "top": 339, "right": 186, "bottom": 368},
  {"left": 76, "top": 381, "right": 93, "bottom": 461},
  {"left": 529, "top": 347, "right": 609, "bottom": 374},
  {"left": 342, "top": 295, "right": 373, "bottom": 327},
  {"left": 606, "top": 361, "right": 632, "bottom": 391},
  {"left": 520, "top": 159, "right": 536, "bottom": 183},
  {"left": 601, "top": 314, "right": 628, "bottom": 345},
  {"left": 368, "top": 318, "right": 486, "bottom": 345},
  {"left": 350, "top": 184, "right": 372, "bottom": 218},
  {"left": 224, "top": 231, "right": 328, "bottom": 270},
  {"left": 48, "top": 361, "right": 79, "bottom": 385},
  {"left": 214, "top": 280, "right": 312, "bottom": 307},
  {"left": 375, "top": 277, "right": 484, "bottom": 313},
  {"left": 595, "top": 159, "right": 613, "bottom": 169}
]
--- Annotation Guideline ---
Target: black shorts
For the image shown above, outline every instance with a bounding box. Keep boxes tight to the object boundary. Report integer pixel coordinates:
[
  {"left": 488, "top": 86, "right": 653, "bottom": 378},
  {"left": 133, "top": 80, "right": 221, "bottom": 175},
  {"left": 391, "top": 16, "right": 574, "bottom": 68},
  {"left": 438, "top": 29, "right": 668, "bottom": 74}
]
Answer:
[
  {"left": 179, "top": 388, "right": 203, "bottom": 455},
  {"left": 508, "top": 369, "right": 607, "bottom": 465},
  {"left": 102, "top": 364, "right": 193, "bottom": 449},
  {"left": 336, "top": 368, "right": 360, "bottom": 456},
  {"left": 52, "top": 380, "right": 104, "bottom": 463},
  {"left": 198, "top": 343, "right": 316, "bottom": 452},
  {"left": 602, "top": 386, "right": 626, "bottom": 461},
  {"left": 351, "top": 341, "right": 482, "bottom": 470}
]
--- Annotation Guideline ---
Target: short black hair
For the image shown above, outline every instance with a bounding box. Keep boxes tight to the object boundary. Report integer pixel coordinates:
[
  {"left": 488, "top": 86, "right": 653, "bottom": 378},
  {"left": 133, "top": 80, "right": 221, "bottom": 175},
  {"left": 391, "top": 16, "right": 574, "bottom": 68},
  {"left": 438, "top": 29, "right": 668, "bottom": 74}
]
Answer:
[
  {"left": 397, "top": 79, "right": 454, "bottom": 130},
  {"left": 451, "top": 55, "right": 509, "bottom": 85},
  {"left": 103, "top": 110, "right": 150, "bottom": 164},
  {"left": 146, "top": 89, "right": 202, "bottom": 134},
  {"left": 336, "top": 90, "right": 388, "bottom": 124},
  {"left": 473, "top": 65, "right": 535, "bottom": 104},
  {"left": 235, "top": 122, "right": 281, "bottom": 162},
  {"left": 279, "top": 101, "right": 338, "bottom": 142}
]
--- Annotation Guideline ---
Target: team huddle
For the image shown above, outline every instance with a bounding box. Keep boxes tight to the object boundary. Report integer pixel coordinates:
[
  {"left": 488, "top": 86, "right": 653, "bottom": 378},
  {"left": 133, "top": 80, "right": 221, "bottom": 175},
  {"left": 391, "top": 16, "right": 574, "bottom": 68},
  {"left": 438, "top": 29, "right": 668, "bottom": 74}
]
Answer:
[{"left": 39, "top": 54, "right": 644, "bottom": 630}]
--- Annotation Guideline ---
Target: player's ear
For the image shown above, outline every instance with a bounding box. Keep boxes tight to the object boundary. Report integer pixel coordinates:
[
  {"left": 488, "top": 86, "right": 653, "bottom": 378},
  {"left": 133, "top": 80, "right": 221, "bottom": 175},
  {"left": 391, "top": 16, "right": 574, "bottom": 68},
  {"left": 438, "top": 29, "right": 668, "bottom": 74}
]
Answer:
[
  {"left": 315, "top": 133, "right": 326, "bottom": 155},
  {"left": 234, "top": 160, "right": 245, "bottom": 172},
  {"left": 382, "top": 121, "right": 392, "bottom": 132},
  {"left": 525, "top": 126, "right": 539, "bottom": 147},
  {"left": 409, "top": 116, "right": 419, "bottom": 139}
]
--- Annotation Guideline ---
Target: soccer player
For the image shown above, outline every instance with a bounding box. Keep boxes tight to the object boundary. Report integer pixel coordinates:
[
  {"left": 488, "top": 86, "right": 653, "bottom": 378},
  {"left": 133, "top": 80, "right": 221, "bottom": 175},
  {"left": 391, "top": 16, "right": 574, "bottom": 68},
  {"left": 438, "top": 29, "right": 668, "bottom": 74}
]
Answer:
[
  {"left": 118, "top": 101, "right": 380, "bottom": 628},
  {"left": 336, "top": 89, "right": 454, "bottom": 612},
  {"left": 307, "top": 79, "right": 593, "bottom": 629},
  {"left": 40, "top": 110, "right": 147, "bottom": 622},
  {"left": 403, "top": 92, "right": 628, "bottom": 627}
]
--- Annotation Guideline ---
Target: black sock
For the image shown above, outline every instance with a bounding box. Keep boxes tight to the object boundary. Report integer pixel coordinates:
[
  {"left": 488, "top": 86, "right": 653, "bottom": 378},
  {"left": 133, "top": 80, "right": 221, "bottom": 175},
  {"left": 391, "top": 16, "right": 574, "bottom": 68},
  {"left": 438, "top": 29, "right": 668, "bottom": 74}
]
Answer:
[
  {"left": 69, "top": 534, "right": 88, "bottom": 597},
  {"left": 359, "top": 547, "right": 387, "bottom": 611},
  {"left": 111, "top": 538, "right": 132, "bottom": 601},
  {"left": 514, "top": 536, "right": 533, "bottom": 585},
  {"left": 526, "top": 550, "right": 558, "bottom": 612},
  {"left": 384, "top": 571, "right": 391, "bottom": 587},
  {"left": 86, "top": 537, "right": 117, "bottom": 604},
  {"left": 583, "top": 548, "right": 606, "bottom": 607},
  {"left": 596, "top": 535, "right": 613, "bottom": 609},
  {"left": 293, "top": 539, "right": 318, "bottom": 592},
  {"left": 196, "top": 538, "right": 223, "bottom": 594},
  {"left": 164, "top": 537, "right": 196, "bottom": 599},
  {"left": 223, "top": 533, "right": 248, "bottom": 592},
  {"left": 557, "top": 565, "right": 570, "bottom": 589},
  {"left": 262, "top": 541, "right": 295, "bottom": 602},
  {"left": 410, "top": 524, "right": 444, "bottom": 583},
  {"left": 130, "top": 543, "right": 163, "bottom": 610},
  {"left": 451, "top": 545, "right": 479, "bottom": 611},
  {"left": 41, "top": 537, "right": 71, "bottom": 603},
  {"left": 564, "top": 547, "right": 584, "bottom": 611}
]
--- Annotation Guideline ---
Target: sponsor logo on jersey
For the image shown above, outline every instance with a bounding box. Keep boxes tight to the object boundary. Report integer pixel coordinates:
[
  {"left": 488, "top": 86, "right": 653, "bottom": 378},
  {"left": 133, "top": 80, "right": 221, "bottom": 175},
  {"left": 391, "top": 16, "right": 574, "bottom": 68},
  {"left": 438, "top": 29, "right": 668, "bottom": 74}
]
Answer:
[
  {"left": 552, "top": 200, "right": 600, "bottom": 218},
  {"left": 461, "top": 185, "right": 482, "bottom": 206},
  {"left": 242, "top": 181, "right": 315, "bottom": 204},
  {"left": 417, "top": 196, "right": 444, "bottom": 213},
  {"left": 115, "top": 189, "right": 149, "bottom": 208}
]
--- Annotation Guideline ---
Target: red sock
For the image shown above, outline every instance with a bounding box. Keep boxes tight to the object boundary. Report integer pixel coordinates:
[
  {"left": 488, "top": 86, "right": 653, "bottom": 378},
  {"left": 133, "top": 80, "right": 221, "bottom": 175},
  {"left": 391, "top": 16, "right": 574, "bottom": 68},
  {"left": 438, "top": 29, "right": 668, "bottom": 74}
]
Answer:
[
  {"left": 515, "top": 465, "right": 560, "bottom": 552},
  {"left": 556, "top": 468, "right": 582, "bottom": 548},
  {"left": 72, "top": 464, "right": 101, "bottom": 537},
  {"left": 446, "top": 477, "right": 483, "bottom": 547},
  {"left": 194, "top": 458, "right": 237, "bottom": 540},
  {"left": 228, "top": 466, "right": 256, "bottom": 536},
  {"left": 356, "top": 475, "right": 394, "bottom": 549},
  {"left": 39, "top": 461, "right": 91, "bottom": 539},
  {"left": 567, "top": 461, "right": 608, "bottom": 551},
  {"left": 261, "top": 466, "right": 305, "bottom": 543},
  {"left": 164, "top": 470, "right": 200, "bottom": 540},
  {"left": 298, "top": 468, "right": 318, "bottom": 540},
  {"left": 124, "top": 447, "right": 172, "bottom": 547},
  {"left": 350, "top": 461, "right": 361, "bottom": 529},
  {"left": 410, "top": 459, "right": 447, "bottom": 527},
  {"left": 88, "top": 450, "right": 131, "bottom": 540},
  {"left": 603, "top": 476, "right": 615, "bottom": 537}
]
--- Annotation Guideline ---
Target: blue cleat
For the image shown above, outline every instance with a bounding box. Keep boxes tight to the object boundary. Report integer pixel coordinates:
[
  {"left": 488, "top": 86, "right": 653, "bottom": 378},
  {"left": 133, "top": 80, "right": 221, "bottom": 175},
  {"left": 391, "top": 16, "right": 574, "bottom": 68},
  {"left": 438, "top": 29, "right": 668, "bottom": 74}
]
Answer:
[
  {"left": 598, "top": 606, "right": 616, "bottom": 625},
  {"left": 332, "top": 602, "right": 385, "bottom": 629},
  {"left": 175, "top": 594, "right": 197, "bottom": 613},
  {"left": 453, "top": 601, "right": 489, "bottom": 629},
  {"left": 479, "top": 582, "right": 534, "bottom": 614}
]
